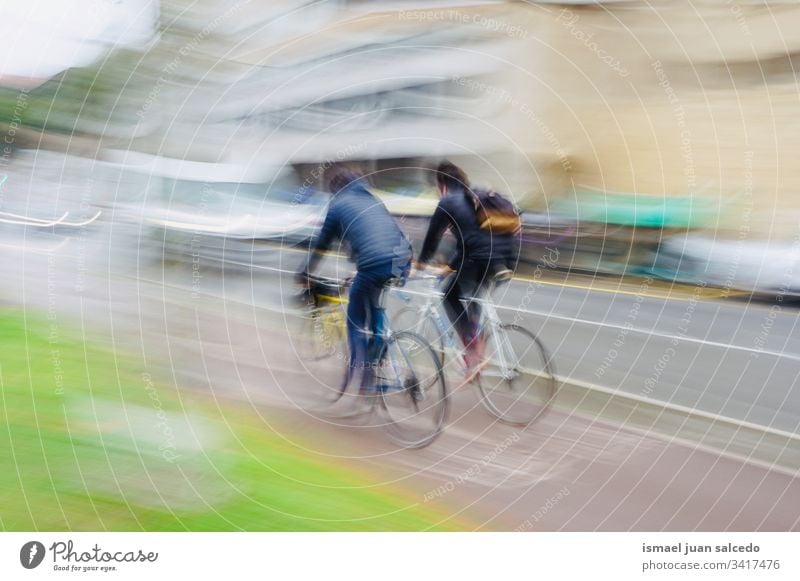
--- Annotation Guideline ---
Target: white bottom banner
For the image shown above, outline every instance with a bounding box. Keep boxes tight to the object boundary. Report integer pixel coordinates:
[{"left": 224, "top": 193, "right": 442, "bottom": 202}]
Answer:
[{"left": 1, "top": 532, "right": 797, "bottom": 580}]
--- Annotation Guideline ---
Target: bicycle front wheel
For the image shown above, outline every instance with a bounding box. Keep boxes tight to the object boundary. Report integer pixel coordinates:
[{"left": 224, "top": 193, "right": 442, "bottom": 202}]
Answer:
[
  {"left": 391, "top": 307, "right": 445, "bottom": 363},
  {"left": 478, "top": 324, "right": 555, "bottom": 426},
  {"left": 378, "top": 331, "right": 448, "bottom": 448}
]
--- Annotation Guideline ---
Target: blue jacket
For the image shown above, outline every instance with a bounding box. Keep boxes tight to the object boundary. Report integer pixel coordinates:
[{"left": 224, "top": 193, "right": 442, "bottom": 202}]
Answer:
[{"left": 307, "top": 182, "right": 412, "bottom": 273}]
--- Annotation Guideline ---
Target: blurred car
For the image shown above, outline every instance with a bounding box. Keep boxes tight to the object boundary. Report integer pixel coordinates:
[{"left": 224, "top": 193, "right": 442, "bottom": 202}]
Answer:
[{"left": 650, "top": 233, "right": 800, "bottom": 298}]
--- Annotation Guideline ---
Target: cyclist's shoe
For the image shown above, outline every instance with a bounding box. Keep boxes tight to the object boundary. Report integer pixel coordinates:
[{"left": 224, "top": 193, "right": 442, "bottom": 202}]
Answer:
[{"left": 464, "top": 359, "right": 487, "bottom": 383}]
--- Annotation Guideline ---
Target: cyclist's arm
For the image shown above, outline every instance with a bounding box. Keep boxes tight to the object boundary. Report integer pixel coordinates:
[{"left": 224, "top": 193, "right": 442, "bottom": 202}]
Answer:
[
  {"left": 302, "top": 206, "right": 340, "bottom": 275},
  {"left": 417, "top": 202, "right": 449, "bottom": 267}
]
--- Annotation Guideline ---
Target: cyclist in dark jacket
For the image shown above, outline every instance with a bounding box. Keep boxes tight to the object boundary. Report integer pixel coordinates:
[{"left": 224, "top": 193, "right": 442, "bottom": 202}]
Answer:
[
  {"left": 416, "top": 161, "right": 518, "bottom": 375},
  {"left": 299, "top": 165, "right": 412, "bottom": 392}
]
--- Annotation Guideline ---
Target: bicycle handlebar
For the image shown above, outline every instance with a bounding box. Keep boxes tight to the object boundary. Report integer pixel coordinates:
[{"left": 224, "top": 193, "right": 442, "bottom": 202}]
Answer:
[
  {"left": 407, "top": 272, "right": 443, "bottom": 281},
  {"left": 408, "top": 265, "right": 451, "bottom": 280}
]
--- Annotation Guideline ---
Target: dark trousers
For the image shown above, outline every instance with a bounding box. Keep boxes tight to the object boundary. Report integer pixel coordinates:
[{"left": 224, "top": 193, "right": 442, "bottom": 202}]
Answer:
[
  {"left": 346, "top": 260, "right": 409, "bottom": 388},
  {"left": 443, "top": 259, "right": 503, "bottom": 348}
]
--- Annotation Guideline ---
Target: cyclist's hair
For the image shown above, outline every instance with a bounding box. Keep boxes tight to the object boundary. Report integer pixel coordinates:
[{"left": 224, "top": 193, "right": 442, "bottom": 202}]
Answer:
[
  {"left": 435, "top": 161, "right": 471, "bottom": 192},
  {"left": 324, "top": 164, "right": 364, "bottom": 194}
]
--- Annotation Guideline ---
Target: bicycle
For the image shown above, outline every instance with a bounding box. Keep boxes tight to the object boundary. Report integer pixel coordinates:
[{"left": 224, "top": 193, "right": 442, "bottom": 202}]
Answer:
[
  {"left": 391, "top": 268, "right": 556, "bottom": 426},
  {"left": 293, "top": 273, "right": 448, "bottom": 448}
]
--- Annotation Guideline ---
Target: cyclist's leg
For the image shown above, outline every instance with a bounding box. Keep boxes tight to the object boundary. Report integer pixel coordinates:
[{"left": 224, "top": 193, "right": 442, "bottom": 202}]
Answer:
[
  {"left": 468, "top": 260, "right": 501, "bottom": 333},
  {"left": 368, "top": 260, "right": 405, "bottom": 370},
  {"left": 450, "top": 260, "right": 492, "bottom": 347},
  {"left": 372, "top": 259, "right": 410, "bottom": 388},
  {"left": 366, "top": 281, "right": 385, "bottom": 387},
  {"left": 442, "top": 267, "right": 473, "bottom": 347},
  {"left": 453, "top": 261, "right": 493, "bottom": 378},
  {"left": 346, "top": 271, "right": 373, "bottom": 390},
  {"left": 349, "top": 266, "right": 392, "bottom": 391}
]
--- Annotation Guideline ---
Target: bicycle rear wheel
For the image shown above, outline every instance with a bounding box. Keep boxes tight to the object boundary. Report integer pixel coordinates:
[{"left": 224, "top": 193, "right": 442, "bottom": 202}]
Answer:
[
  {"left": 478, "top": 324, "right": 555, "bottom": 426},
  {"left": 292, "top": 307, "right": 350, "bottom": 409},
  {"left": 378, "top": 331, "right": 448, "bottom": 448}
]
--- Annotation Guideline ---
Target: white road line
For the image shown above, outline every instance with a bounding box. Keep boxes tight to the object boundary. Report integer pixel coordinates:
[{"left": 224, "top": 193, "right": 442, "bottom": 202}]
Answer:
[
  {"left": 559, "top": 375, "right": 800, "bottom": 444},
  {"left": 499, "top": 305, "right": 800, "bottom": 363}
]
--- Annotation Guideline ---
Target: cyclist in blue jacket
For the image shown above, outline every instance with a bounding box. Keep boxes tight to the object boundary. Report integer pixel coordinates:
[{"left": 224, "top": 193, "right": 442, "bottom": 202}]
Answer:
[{"left": 298, "top": 165, "right": 412, "bottom": 393}]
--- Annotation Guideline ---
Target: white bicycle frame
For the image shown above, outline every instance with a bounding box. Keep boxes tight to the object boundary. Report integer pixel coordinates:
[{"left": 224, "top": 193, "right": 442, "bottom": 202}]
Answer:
[{"left": 392, "top": 274, "right": 517, "bottom": 380}]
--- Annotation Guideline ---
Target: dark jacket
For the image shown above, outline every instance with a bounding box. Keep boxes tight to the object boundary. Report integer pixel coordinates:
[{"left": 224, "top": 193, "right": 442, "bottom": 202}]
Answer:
[
  {"left": 419, "top": 186, "right": 518, "bottom": 269},
  {"left": 307, "top": 182, "right": 412, "bottom": 273}
]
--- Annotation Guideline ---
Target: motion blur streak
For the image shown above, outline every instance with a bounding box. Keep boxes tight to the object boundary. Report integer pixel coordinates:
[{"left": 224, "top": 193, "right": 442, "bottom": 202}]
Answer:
[{"left": 0, "top": 0, "right": 798, "bottom": 531}]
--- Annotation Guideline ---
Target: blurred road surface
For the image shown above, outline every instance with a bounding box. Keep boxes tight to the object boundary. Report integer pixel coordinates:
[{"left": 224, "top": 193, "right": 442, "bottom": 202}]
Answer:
[{"left": 1, "top": 222, "right": 798, "bottom": 531}]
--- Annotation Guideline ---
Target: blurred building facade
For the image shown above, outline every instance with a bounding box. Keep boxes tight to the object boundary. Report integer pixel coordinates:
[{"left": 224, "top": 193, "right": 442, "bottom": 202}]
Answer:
[{"left": 1, "top": 0, "right": 798, "bottom": 240}]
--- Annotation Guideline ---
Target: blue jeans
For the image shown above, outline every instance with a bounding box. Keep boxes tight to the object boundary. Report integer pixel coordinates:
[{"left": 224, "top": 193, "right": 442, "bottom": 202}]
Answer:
[{"left": 346, "top": 260, "right": 409, "bottom": 389}]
